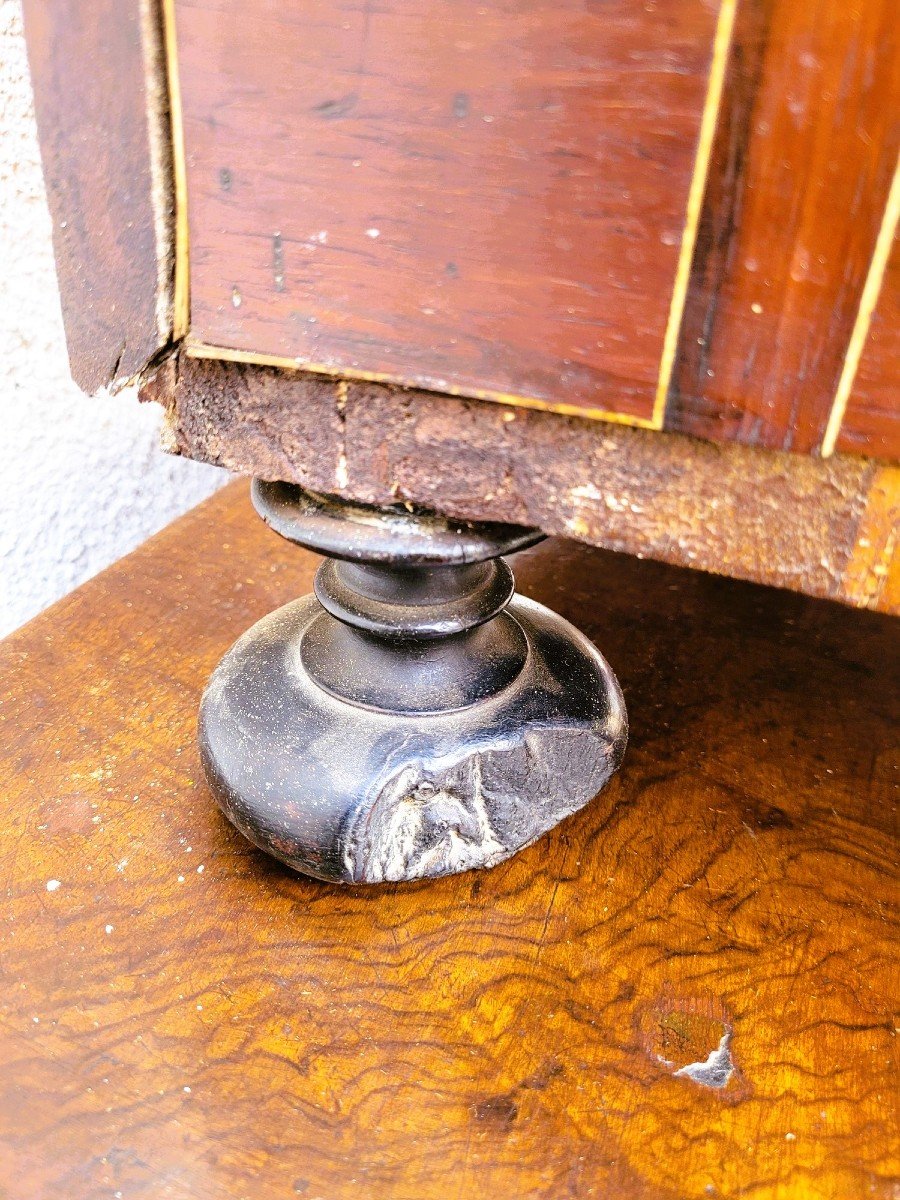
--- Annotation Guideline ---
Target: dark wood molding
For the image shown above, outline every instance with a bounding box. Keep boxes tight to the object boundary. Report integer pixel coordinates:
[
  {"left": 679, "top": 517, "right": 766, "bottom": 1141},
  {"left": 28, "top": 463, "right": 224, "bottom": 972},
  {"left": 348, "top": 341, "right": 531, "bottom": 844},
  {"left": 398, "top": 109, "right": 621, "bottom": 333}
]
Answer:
[
  {"left": 140, "top": 353, "right": 900, "bottom": 613},
  {"left": 22, "top": 0, "right": 172, "bottom": 392}
]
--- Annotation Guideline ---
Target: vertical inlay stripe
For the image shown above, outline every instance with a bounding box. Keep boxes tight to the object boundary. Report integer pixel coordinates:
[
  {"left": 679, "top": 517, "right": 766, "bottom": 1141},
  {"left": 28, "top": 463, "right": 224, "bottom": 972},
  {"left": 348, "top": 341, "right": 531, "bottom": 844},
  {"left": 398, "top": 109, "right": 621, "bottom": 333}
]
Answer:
[
  {"left": 653, "top": 0, "right": 739, "bottom": 428},
  {"left": 161, "top": 0, "right": 190, "bottom": 340},
  {"left": 821, "top": 157, "right": 900, "bottom": 458}
]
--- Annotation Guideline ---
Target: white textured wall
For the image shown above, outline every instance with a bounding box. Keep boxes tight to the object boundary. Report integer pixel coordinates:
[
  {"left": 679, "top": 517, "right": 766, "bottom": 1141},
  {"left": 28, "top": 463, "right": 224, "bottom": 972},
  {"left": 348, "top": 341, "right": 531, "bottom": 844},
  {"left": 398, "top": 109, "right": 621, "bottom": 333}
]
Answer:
[{"left": 0, "top": 1, "right": 225, "bottom": 638}]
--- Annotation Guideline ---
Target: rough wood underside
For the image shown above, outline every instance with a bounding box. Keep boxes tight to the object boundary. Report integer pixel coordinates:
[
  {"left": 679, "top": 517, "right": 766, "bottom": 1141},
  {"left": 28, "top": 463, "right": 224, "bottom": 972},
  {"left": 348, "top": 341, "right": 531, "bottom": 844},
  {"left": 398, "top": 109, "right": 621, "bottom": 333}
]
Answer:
[
  {"left": 140, "top": 354, "right": 900, "bottom": 613},
  {"left": 0, "top": 481, "right": 896, "bottom": 1199}
]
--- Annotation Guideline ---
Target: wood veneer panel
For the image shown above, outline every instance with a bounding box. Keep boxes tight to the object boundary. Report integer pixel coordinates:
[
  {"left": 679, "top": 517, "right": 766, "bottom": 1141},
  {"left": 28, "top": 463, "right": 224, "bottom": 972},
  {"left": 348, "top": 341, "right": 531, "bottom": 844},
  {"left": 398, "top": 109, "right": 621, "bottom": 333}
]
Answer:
[
  {"left": 143, "top": 353, "right": 900, "bottom": 613},
  {"left": 22, "top": 0, "right": 171, "bottom": 391},
  {"left": 1, "top": 480, "right": 897, "bottom": 1198},
  {"left": 174, "top": 0, "right": 727, "bottom": 422},
  {"left": 835, "top": 230, "right": 900, "bottom": 459},
  {"left": 667, "top": 0, "right": 900, "bottom": 453}
]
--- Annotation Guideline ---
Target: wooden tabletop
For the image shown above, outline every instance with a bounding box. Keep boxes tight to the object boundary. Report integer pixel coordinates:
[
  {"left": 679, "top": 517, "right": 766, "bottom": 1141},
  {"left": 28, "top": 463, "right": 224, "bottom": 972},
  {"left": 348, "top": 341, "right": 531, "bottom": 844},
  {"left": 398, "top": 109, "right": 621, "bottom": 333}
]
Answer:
[{"left": 1, "top": 480, "right": 896, "bottom": 1200}]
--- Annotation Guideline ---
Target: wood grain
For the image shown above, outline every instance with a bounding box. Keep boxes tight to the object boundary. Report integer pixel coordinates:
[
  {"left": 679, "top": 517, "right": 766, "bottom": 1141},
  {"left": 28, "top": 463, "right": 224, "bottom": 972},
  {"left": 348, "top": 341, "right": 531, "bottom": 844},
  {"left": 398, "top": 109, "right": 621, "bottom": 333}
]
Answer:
[
  {"left": 22, "top": 0, "right": 171, "bottom": 392},
  {"left": 24, "top": 0, "right": 898, "bottom": 461},
  {"left": 0, "top": 480, "right": 897, "bottom": 1199},
  {"left": 666, "top": 0, "right": 900, "bottom": 456},
  {"left": 835, "top": 226, "right": 900, "bottom": 460},
  {"left": 142, "top": 352, "right": 900, "bottom": 612},
  {"left": 173, "top": 0, "right": 726, "bottom": 423}
]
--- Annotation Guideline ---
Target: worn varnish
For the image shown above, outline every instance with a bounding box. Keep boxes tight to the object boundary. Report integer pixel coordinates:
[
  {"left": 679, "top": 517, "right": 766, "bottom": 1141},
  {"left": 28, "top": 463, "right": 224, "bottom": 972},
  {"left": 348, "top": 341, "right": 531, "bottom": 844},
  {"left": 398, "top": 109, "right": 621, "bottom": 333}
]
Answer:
[
  {"left": 143, "top": 352, "right": 900, "bottom": 613},
  {"left": 0, "top": 481, "right": 897, "bottom": 1198},
  {"left": 666, "top": 0, "right": 900, "bottom": 454},
  {"left": 173, "top": 0, "right": 726, "bottom": 423},
  {"left": 22, "top": 0, "right": 171, "bottom": 392}
]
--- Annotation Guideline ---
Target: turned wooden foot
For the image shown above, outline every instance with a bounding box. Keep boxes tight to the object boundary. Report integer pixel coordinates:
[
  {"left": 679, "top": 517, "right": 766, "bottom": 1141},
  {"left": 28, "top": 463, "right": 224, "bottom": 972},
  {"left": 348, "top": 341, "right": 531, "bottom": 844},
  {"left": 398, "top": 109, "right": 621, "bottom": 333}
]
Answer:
[{"left": 198, "top": 481, "right": 627, "bottom": 883}]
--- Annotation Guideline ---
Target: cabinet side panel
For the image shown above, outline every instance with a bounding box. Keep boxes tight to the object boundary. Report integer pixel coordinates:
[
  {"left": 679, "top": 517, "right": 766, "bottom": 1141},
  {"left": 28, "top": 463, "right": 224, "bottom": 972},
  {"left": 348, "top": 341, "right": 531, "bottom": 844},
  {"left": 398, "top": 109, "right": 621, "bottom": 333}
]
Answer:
[{"left": 22, "top": 0, "right": 171, "bottom": 392}]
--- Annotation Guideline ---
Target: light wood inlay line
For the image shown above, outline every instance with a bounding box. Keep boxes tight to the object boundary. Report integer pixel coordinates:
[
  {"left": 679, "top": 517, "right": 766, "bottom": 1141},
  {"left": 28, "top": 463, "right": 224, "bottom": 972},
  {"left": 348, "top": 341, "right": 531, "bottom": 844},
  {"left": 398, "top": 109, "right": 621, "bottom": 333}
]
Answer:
[
  {"left": 654, "top": 0, "right": 739, "bottom": 428},
  {"left": 141, "top": 0, "right": 175, "bottom": 342},
  {"left": 183, "top": 339, "right": 661, "bottom": 428},
  {"left": 161, "top": 0, "right": 189, "bottom": 340},
  {"left": 822, "top": 156, "right": 900, "bottom": 458}
]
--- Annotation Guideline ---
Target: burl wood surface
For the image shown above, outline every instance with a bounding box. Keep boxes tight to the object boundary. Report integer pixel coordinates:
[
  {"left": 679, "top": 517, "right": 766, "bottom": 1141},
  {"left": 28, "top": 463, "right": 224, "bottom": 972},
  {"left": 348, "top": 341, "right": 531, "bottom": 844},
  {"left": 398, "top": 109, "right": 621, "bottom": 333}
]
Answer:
[
  {"left": 1, "top": 481, "right": 897, "bottom": 1199},
  {"left": 22, "top": 0, "right": 169, "bottom": 392},
  {"left": 838, "top": 232, "right": 900, "bottom": 460},
  {"left": 174, "top": 0, "right": 724, "bottom": 422},
  {"left": 667, "top": 0, "right": 900, "bottom": 455}
]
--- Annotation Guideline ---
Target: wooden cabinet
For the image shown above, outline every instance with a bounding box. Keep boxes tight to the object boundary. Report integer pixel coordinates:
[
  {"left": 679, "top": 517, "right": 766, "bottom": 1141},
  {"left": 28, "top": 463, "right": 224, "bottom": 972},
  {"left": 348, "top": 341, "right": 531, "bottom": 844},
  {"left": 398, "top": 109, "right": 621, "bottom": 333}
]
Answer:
[{"left": 24, "top": 0, "right": 899, "bottom": 609}]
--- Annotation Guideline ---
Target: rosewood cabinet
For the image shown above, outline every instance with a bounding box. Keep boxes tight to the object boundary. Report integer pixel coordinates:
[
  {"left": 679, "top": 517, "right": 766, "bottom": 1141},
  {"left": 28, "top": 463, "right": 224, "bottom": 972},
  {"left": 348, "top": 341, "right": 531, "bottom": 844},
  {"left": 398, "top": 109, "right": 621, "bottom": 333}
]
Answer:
[{"left": 24, "top": 0, "right": 900, "bottom": 610}]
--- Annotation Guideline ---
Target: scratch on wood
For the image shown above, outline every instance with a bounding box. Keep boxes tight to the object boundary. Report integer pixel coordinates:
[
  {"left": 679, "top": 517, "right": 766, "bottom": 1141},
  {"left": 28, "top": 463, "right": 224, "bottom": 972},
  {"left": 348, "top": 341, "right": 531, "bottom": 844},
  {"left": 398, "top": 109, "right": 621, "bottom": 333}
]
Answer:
[{"left": 273, "top": 232, "right": 285, "bottom": 292}]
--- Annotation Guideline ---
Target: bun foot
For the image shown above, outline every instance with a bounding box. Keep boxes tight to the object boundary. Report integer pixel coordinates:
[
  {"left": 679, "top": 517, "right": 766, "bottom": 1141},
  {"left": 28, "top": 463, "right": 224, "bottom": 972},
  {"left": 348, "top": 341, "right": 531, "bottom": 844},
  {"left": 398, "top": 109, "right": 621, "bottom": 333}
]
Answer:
[{"left": 199, "top": 481, "right": 627, "bottom": 884}]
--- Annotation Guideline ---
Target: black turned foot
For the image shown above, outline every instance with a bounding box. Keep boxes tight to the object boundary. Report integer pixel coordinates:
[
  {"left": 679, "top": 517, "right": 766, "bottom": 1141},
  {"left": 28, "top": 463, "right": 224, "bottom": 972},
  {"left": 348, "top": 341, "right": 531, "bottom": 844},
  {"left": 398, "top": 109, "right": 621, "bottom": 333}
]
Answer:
[{"left": 199, "top": 481, "right": 628, "bottom": 883}]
